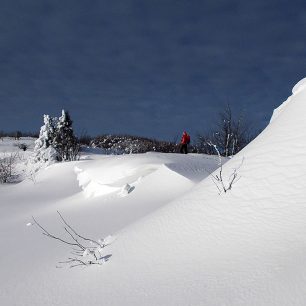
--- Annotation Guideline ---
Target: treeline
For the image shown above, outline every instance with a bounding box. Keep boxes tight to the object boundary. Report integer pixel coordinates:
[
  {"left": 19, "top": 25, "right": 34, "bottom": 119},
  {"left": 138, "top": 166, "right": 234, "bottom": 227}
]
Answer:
[
  {"left": 82, "top": 105, "right": 258, "bottom": 156},
  {"left": 3, "top": 104, "right": 259, "bottom": 157},
  {"left": 89, "top": 134, "right": 181, "bottom": 154},
  {"left": 0, "top": 130, "right": 38, "bottom": 139}
]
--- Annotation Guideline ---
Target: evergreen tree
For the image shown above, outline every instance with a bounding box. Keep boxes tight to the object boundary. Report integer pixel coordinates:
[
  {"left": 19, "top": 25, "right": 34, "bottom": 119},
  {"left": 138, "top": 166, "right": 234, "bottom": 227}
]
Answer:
[
  {"left": 33, "top": 115, "right": 58, "bottom": 163},
  {"left": 33, "top": 110, "right": 80, "bottom": 164},
  {"left": 53, "top": 110, "right": 79, "bottom": 161}
]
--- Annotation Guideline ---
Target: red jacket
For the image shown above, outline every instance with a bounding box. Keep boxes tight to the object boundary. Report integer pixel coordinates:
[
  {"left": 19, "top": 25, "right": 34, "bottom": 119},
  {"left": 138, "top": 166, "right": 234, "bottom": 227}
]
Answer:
[{"left": 181, "top": 132, "right": 190, "bottom": 145}]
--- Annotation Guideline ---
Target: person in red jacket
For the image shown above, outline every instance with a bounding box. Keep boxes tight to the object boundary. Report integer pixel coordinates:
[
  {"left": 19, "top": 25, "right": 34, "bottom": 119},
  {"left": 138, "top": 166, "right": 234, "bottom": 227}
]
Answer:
[{"left": 180, "top": 131, "right": 190, "bottom": 154}]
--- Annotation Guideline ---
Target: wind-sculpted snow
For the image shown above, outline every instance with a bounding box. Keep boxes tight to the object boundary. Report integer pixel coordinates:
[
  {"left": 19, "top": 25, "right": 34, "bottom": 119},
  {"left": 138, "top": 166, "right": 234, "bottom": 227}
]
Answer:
[
  {"left": 74, "top": 153, "right": 218, "bottom": 198},
  {"left": 292, "top": 77, "right": 306, "bottom": 95},
  {"left": 270, "top": 77, "right": 306, "bottom": 123},
  {"left": 0, "top": 151, "right": 221, "bottom": 306}
]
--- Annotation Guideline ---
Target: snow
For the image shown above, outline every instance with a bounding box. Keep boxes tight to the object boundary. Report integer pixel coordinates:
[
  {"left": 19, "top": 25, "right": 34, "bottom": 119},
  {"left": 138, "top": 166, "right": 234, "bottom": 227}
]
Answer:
[
  {"left": 0, "top": 137, "right": 36, "bottom": 183},
  {"left": 270, "top": 77, "right": 306, "bottom": 123},
  {"left": 292, "top": 77, "right": 306, "bottom": 95},
  {"left": 75, "top": 153, "right": 217, "bottom": 198},
  {"left": 1, "top": 78, "right": 306, "bottom": 305}
]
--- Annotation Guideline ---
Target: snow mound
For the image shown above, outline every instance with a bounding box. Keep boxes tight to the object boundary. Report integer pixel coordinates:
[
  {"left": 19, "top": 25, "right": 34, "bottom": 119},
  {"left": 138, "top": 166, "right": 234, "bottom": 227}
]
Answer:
[
  {"left": 75, "top": 153, "right": 217, "bottom": 198},
  {"left": 75, "top": 157, "right": 161, "bottom": 198}
]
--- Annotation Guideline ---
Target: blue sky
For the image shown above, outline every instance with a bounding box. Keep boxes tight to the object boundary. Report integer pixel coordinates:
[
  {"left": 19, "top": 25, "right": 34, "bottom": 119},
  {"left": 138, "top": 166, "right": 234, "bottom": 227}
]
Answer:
[{"left": 0, "top": 0, "right": 305, "bottom": 140}]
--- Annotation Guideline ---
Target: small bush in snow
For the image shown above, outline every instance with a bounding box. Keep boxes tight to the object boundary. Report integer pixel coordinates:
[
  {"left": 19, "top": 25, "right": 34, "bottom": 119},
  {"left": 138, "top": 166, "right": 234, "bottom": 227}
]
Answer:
[
  {"left": 0, "top": 152, "right": 18, "bottom": 183},
  {"left": 208, "top": 142, "right": 243, "bottom": 194},
  {"left": 17, "top": 143, "right": 28, "bottom": 151},
  {"left": 31, "top": 211, "right": 111, "bottom": 268}
]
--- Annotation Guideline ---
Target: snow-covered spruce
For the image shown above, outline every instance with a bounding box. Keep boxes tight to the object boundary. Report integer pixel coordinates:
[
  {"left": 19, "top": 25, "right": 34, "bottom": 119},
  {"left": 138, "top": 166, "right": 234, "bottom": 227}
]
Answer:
[
  {"left": 33, "top": 114, "right": 58, "bottom": 164},
  {"left": 53, "top": 110, "right": 80, "bottom": 162},
  {"left": 33, "top": 110, "right": 80, "bottom": 165}
]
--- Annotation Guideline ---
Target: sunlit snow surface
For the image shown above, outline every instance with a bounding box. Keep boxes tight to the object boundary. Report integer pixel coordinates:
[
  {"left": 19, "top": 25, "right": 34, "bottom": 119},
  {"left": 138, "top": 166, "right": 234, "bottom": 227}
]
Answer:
[{"left": 1, "top": 78, "right": 306, "bottom": 306}]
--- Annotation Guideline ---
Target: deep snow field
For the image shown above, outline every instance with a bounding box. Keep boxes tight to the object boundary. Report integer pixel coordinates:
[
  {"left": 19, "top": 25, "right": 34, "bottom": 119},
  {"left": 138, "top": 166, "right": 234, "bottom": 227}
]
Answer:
[{"left": 1, "top": 78, "right": 306, "bottom": 306}]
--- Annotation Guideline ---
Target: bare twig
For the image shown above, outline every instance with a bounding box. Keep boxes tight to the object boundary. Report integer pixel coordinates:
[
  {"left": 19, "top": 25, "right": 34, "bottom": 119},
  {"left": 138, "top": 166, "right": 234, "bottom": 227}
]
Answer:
[
  {"left": 57, "top": 211, "right": 104, "bottom": 248},
  {"left": 32, "top": 216, "right": 82, "bottom": 248},
  {"left": 206, "top": 142, "right": 243, "bottom": 194},
  {"left": 31, "top": 212, "right": 108, "bottom": 268}
]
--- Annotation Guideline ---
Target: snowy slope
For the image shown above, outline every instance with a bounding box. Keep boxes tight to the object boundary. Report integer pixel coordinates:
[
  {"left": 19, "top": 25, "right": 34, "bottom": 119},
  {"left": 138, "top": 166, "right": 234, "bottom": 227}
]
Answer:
[
  {"left": 1, "top": 78, "right": 306, "bottom": 306},
  {"left": 0, "top": 150, "right": 219, "bottom": 306},
  {"left": 100, "top": 78, "right": 306, "bottom": 306}
]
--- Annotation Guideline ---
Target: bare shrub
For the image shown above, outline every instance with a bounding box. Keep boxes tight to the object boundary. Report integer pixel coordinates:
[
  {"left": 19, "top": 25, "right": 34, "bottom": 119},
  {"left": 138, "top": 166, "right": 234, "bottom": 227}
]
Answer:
[
  {"left": 0, "top": 152, "right": 18, "bottom": 183},
  {"left": 207, "top": 142, "right": 243, "bottom": 194},
  {"left": 17, "top": 143, "right": 28, "bottom": 151},
  {"left": 31, "top": 211, "right": 111, "bottom": 268},
  {"left": 197, "top": 104, "right": 255, "bottom": 156}
]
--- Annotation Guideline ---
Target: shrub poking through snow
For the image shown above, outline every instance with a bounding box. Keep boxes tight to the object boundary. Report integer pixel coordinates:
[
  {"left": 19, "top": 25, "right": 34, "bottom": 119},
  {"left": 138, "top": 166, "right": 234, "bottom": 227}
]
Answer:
[
  {"left": 0, "top": 152, "right": 18, "bottom": 183},
  {"left": 208, "top": 142, "right": 243, "bottom": 194},
  {"left": 31, "top": 211, "right": 111, "bottom": 268},
  {"left": 17, "top": 143, "right": 28, "bottom": 151}
]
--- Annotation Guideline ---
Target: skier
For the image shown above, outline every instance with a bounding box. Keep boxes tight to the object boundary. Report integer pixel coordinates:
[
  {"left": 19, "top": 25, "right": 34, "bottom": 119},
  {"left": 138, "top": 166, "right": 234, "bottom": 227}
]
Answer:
[{"left": 180, "top": 131, "right": 190, "bottom": 154}]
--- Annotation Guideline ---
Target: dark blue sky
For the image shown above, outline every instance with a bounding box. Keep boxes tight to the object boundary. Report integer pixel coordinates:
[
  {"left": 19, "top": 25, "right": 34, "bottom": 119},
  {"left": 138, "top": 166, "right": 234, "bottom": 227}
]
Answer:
[{"left": 0, "top": 0, "right": 305, "bottom": 140}]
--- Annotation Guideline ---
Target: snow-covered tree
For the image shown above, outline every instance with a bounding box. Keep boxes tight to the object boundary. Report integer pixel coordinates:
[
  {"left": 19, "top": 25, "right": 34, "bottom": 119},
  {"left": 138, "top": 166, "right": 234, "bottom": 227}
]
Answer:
[
  {"left": 33, "top": 110, "right": 79, "bottom": 164},
  {"left": 33, "top": 115, "right": 58, "bottom": 163},
  {"left": 53, "top": 110, "right": 79, "bottom": 161}
]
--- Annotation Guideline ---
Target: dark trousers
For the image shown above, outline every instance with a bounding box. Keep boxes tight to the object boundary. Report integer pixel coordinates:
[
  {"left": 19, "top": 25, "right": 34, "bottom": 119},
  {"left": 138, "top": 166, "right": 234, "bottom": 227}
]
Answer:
[{"left": 180, "top": 144, "right": 188, "bottom": 154}]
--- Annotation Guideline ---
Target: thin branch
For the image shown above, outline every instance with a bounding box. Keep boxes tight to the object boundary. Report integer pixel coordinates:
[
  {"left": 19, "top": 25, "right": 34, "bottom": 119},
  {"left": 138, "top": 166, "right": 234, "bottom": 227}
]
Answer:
[
  {"left": 32, "top": 212, "right": 109, "bottom": 268},
  {"left": 63, "top": 227, "right": 85, "bottom": 251},
  {"left": 57, "top": 211, "right": 104, "bottom": 248},
  {"left": 32, "top": 216, "right": 82, "bottom": 248},
  {"left": 206, "top": 142, "right": 243, "bottom": 194}
]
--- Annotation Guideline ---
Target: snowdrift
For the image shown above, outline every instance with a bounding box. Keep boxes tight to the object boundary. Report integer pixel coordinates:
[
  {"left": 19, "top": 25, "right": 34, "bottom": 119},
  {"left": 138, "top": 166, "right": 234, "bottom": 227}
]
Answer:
[
  {"left": 75, "top": 153, "right": 216, "bottom": 198},
  {"left": 0, "top": 151, "right": 220, "bottom": 306}
]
